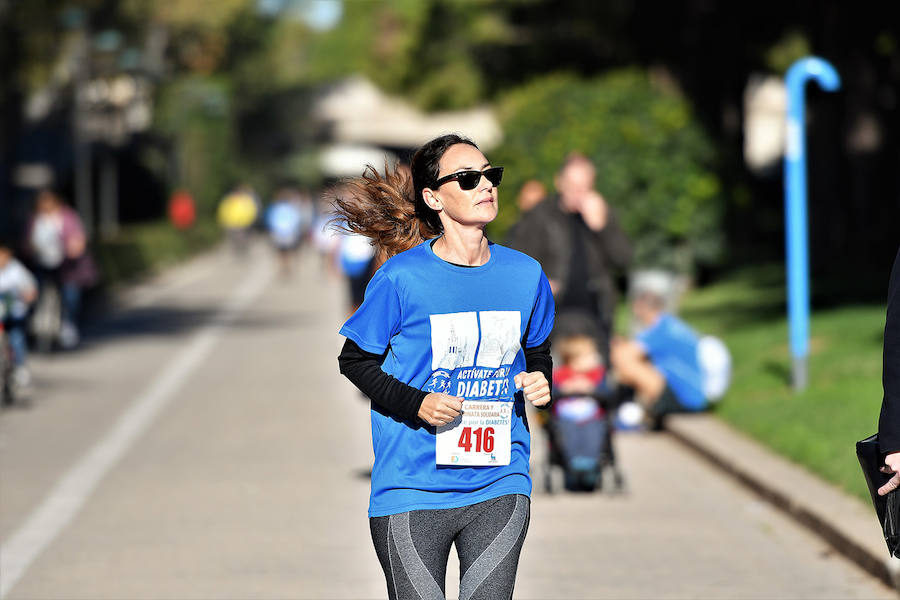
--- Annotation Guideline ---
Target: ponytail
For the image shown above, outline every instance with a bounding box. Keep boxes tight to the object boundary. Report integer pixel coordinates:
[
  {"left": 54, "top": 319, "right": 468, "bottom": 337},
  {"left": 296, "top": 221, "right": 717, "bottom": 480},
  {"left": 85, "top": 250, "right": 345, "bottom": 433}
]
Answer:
[
  {"left": 331, "top": 133, "right": 478, "bottom": 260},
  {"left": 331, "top": 163, "right": 440, "bottom": 260}
]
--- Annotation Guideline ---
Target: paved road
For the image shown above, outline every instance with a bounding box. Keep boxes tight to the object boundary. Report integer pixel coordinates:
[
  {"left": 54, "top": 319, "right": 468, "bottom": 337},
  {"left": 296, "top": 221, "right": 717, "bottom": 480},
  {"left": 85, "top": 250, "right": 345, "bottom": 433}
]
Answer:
[{"left": 0, "top": 243, "right": 893, "bottom": 599}]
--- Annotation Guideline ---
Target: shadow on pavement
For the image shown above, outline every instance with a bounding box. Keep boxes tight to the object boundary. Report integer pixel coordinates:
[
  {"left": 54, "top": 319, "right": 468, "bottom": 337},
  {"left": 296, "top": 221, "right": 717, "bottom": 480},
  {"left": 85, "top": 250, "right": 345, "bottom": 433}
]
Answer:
[{"left": 77, "top": 305, "right": 322, "bottom": 348}]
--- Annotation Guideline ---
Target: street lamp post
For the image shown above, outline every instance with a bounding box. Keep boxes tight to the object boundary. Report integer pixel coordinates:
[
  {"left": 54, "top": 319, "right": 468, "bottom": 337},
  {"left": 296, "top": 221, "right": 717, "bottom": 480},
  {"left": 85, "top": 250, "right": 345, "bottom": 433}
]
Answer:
[
  {"left": 783, "top": 56, "right": 841, "bottom": 392},
  {"left": 72, "top": 30, "right": 94, "bottom": 238}
]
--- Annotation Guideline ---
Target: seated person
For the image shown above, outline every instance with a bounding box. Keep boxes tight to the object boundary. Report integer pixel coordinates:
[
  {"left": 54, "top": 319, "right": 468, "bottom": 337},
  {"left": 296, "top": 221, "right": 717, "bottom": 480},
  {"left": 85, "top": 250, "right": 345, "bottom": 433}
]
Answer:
[
  {"left": 610, "top": 276, "right": 706, "bottom": 424},
  {"left": 551, "top": 334, "right": 608, "bottom": 491},
  {"left": 0, "top": 238, "right": 38, "bottom": 389}
]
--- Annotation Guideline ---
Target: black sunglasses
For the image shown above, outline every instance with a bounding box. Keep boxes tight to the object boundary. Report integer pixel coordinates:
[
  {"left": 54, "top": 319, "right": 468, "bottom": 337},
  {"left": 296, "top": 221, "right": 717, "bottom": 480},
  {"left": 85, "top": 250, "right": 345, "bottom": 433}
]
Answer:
[{"left": 433, "top": 166, "right": 504, "bottom": 190}]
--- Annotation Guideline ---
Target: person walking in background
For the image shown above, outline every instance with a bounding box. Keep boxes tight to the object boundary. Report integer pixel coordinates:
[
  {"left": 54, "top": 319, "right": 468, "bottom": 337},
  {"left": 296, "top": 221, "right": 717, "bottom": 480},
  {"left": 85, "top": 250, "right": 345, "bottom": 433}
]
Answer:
[
  {"left": 334, "top": 134, "right": 555, "bottom": 600},
  {"left": 265, "top": 187, "right": 307, "bottom": 277},
  {"left": 25, "top": 188, "right": 98, "bottom": 349},
  {"left": 217, "top": 184, "right": 260, "bottom": 256},
  {"left": 336, "top": 230, "right": 376, "bottom": 316},
  {"left": 878, "top": 245, "right": 900, "bottom": 497},
  {"left": 508, "top": 153, "right": 631, "bottom": 356},
  {"left": 0, "top": 238, "right": 38, "bottom": 390},
  {"left": 504, "top": 179, "right": 546, "bottom": 248},
  {"left": 168, "top": 189, "right": 196, "bottom": 231},
  {"left": 515, "top": 179, "right": 546, "bottom": 213},
  {"left": 312, "top": 195, "right": 342, "bottom": 278},
  {"left": 326, "top": 183, "right": 379, "bottom": 315}
]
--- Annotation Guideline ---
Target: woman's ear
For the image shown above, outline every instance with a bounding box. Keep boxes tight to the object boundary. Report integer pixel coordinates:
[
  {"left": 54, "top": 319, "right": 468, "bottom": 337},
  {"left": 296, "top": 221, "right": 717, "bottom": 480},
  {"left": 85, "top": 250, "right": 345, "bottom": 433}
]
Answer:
[{"left": 423, "top": 188, "right": 442, "bottom": 212}]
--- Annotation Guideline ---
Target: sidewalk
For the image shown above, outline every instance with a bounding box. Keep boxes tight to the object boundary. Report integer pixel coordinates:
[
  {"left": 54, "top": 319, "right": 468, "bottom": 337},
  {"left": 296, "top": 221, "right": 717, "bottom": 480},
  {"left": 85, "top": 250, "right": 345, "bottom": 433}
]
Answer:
[
  {"left": 665, "top": 413, "right": 900, "bottom": 593},
  {"left": 5, "top": 244, "right": 895, "bottom": 599}
]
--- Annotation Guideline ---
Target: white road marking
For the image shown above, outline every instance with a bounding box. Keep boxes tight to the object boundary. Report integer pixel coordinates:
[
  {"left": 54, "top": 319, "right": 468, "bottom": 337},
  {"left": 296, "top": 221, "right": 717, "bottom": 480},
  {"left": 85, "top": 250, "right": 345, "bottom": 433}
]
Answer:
[{"left": 0, "top": 258, "right": 275, "bottom": 599}]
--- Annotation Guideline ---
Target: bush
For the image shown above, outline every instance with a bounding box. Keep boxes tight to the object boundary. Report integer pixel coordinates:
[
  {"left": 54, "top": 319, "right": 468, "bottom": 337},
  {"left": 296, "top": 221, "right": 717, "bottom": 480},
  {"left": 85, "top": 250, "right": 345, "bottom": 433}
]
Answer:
[
  {"left": 155, "top": 76, "right": 239, "bottom": 217},
  {"left": 490, "top": 70, "right": 724, "bottom": 273},
  {"left": 93, "top": 218, "right": 220, "bottom": 285}
]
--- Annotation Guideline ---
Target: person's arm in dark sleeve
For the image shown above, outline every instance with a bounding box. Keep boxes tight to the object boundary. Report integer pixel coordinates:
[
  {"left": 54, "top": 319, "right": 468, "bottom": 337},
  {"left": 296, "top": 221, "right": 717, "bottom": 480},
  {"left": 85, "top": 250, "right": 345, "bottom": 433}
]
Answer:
[
  {"left": 524, "top": 337, "right": 553, "bottom": 409},
  {"left": 509, "top": 204, "right": 563, "bottom": 285},
  {"left": 879, "top": 245, "right": 900, "bottom": 454},
  {"left": 595, "top": 208, "right": 633, "bottom": 271},
  {"left": 338, "top": 339, "right": 426, "bottom": 422}
]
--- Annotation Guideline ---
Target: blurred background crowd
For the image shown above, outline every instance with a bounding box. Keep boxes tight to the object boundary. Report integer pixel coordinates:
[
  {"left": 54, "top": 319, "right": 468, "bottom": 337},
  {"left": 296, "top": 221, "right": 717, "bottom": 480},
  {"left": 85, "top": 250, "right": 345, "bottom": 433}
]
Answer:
[{"left": 1, "top": 0, "right": 899, "bottom": 500}]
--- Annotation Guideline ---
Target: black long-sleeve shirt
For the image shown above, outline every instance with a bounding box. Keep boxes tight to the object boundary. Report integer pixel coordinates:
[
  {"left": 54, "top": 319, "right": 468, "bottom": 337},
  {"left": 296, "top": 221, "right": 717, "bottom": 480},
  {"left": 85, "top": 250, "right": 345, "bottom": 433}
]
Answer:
[
  {"left": 338, "top": 338, "right": 553, "bottom": 423},
  {"left": 879, "top": 245, "right": 900, "bottom": 455}
]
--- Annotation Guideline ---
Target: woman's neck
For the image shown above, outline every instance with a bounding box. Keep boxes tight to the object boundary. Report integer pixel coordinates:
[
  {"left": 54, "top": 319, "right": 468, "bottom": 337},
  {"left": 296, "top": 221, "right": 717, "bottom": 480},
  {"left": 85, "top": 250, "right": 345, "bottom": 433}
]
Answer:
[{"left": 432, "top": 224, "right": 490, "bottom": 266}]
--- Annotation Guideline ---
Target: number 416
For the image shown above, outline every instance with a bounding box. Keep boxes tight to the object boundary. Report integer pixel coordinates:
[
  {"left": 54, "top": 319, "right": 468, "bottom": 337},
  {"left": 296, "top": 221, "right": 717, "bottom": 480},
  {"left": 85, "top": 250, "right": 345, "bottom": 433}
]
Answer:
[{"left": 457, "top": 427, "right": 494, "bottom": 453}]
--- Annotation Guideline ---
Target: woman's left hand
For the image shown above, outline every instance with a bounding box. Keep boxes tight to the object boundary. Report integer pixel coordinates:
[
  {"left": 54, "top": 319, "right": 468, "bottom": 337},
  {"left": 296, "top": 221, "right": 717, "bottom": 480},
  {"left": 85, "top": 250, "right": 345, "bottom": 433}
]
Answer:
[{"left": 514, "top": 371, "right": 551, "bottom": 407}]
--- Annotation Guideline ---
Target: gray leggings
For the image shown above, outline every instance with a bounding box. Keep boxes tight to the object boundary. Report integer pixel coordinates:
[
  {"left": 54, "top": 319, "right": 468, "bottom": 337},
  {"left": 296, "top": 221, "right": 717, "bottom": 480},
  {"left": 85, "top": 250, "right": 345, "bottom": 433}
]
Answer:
[{"left": 369, "top": 494, "right": 530, "bottom": 600}]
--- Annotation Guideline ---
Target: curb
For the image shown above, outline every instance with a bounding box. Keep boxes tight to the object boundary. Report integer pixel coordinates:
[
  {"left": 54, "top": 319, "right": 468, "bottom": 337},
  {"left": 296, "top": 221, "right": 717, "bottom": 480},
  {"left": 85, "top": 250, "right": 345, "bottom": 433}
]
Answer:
[{"left": 664, "top": 414, "right": 900, "bottom": 594}]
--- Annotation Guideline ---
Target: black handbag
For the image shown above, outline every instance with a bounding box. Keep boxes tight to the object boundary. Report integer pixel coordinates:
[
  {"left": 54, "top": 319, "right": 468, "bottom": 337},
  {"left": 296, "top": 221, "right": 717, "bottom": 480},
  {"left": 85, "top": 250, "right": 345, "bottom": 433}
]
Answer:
[{"left": 856, "top": 434, "right": 900, "bottom": 558}]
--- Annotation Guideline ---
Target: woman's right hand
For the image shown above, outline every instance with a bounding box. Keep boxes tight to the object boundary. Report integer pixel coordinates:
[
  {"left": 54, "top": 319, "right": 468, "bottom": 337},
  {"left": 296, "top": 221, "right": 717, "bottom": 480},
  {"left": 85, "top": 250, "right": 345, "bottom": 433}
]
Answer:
[
  {"left": 879, "top": 451, "right": 900, "bottom": 496},
  {"left": 418, "top": 393, "right": 463, "bottom": 427}
]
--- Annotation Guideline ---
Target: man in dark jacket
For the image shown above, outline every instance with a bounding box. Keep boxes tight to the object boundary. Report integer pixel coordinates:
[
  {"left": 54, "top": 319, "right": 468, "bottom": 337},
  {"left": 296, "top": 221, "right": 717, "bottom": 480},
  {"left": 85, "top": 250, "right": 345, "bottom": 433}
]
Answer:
[
  {"left": 879, "top": 244, "right": 900, "bottom": 496},
  {"left": 508, "top": 154, "right": 632, "bottom": 354}
]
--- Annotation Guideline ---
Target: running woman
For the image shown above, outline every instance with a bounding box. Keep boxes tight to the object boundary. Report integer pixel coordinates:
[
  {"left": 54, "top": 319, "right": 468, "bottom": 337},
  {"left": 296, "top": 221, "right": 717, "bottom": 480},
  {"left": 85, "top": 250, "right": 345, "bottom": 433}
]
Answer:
[{"left": 336, "top": 134, "right": 555, "bottom": 600}]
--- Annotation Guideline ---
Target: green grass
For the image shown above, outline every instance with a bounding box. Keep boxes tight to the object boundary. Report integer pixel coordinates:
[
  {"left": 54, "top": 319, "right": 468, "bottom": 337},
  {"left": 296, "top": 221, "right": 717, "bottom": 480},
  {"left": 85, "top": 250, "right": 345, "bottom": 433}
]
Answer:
[{"left": 678, "top": 265, "right": 886, "bottom": 501}]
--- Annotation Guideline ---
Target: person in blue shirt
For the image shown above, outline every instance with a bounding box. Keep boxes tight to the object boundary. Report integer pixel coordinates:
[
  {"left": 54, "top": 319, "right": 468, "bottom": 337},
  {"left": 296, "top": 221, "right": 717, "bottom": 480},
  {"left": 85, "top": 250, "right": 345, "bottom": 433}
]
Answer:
[
  {"left": 335, "top": 134, "right": 555, "bottom": 600},
  {"left": 264, "top": 187, "right": 307, "bottom": 277},
  {"left": 610, "top": 273, "right": 706, "bottom": 424}
]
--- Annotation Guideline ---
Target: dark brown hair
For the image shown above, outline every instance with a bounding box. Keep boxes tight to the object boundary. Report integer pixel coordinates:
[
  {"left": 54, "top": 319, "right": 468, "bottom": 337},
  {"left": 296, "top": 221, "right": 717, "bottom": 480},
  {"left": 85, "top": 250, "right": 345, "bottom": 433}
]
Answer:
[
  {"left": 331, "top": 134, "right": 478, "bottom": 259},
  {"left": 557, "top": 334, "right": 599, "bottom": 366}
]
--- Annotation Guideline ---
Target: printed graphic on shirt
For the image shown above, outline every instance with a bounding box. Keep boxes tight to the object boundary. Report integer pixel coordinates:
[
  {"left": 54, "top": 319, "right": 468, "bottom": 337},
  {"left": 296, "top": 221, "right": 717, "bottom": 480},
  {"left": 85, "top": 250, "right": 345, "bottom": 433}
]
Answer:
[
  {"left": 476, "top": 311, "right": 521, "bottom": 368},
  {"left": 425, "top": 310, "right": 521, "bottom": 400},
  {"left": 430, "top": 312, "right": 479, "bottom": 370}
]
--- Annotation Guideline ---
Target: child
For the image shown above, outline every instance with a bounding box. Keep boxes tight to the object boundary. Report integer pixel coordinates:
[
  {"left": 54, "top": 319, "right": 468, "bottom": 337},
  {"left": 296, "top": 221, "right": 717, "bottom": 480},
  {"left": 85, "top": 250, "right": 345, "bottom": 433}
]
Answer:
[
  {"left": 0, "top": 239, "right": 38, "bottom": 390},
  {"left": 551, "top": 334, "right": 608, "bottom": 491}
]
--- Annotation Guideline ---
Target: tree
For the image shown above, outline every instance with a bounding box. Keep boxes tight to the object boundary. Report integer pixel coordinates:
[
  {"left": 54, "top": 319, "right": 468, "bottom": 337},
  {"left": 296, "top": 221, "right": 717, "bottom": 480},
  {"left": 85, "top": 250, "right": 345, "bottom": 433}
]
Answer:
[{"left": 492, "top": 70, "right": 723, "bottom": 273}]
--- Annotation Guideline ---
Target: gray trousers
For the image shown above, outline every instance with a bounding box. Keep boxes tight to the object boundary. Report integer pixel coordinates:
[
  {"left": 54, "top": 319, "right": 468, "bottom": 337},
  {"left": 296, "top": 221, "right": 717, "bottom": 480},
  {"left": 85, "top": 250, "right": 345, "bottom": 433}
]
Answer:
[{"left": 369, "top": 494, "right": 530, "bottom": 600}]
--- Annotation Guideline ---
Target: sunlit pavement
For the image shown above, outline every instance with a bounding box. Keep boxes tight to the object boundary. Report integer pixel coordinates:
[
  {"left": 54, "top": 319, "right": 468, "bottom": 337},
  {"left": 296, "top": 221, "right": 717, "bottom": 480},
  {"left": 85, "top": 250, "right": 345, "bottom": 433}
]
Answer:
[{"left": 0, "top": 242, "right": 893, "bottom": 599}]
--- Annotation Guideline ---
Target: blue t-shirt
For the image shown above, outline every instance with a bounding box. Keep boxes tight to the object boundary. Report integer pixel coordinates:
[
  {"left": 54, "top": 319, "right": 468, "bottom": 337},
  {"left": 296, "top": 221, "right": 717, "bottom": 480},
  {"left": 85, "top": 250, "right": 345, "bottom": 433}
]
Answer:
[
  {"left": 636, "top": 313, "right": 706, "bottom": 410},
  {"left": 340, "top": 240, "right": 555, "bottom": 517},
  {"left": 266, "top": 202, "right": 303, "bottom": 238}
]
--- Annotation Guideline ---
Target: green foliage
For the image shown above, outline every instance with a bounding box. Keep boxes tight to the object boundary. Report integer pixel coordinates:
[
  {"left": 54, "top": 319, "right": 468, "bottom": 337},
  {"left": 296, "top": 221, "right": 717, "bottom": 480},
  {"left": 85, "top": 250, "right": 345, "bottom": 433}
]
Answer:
[
  {"left": 294, "top": 0, "right": 525, "bottom": 111},
  {"left": 155, "top": 76, "right": 238, "bottom": 215},
  {"left": 678, "top": 265, "right": 885, "bottom": 501},
  {"left": 229, "top": 18, "right": 312, "bottom": 95},
  {"left": 491, "top": 70, "right": 724, "bottom": 272},
  {"left": 282, "top": 150, "right": 325, "bottom": 189},
  {"left": 764, "top": 30, "right": 812, "bottom": 74},
  {"left": 93, "top": 218, "right": 220, "bottom": 284},
  {"left": 121, "top": 0, "right": 250, "bottom": 29},
  {"left": 298, "top": 0, "right": 429, "bottom": 92}
]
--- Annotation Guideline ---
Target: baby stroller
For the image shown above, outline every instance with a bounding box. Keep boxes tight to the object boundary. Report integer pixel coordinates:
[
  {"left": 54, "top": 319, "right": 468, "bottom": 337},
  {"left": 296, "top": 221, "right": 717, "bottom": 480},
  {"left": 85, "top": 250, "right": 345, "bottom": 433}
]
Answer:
[{"left": 540, "top": 372, "right": 626, "bottom": 494}]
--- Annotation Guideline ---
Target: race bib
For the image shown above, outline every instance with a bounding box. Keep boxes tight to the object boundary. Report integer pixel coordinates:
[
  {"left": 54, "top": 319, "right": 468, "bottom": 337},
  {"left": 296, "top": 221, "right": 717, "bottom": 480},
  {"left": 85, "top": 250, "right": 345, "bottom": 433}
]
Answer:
[{"left": 436, "top": 400, "right": 512, "bottom": 466}]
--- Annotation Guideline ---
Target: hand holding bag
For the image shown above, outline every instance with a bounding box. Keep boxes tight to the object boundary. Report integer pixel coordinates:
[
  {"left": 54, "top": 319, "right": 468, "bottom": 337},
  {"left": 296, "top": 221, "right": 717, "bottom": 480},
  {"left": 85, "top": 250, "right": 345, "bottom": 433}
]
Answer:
[{"left": 857, "top": 434, "right": 900, "bottom": 558}]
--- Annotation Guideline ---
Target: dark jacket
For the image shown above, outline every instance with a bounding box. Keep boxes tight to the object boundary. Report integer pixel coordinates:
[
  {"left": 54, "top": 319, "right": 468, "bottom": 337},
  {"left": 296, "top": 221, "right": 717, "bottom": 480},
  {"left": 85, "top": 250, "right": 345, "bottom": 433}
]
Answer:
[
  {"left": 879, "top": 245, "right": 900, "bottom": 455},
  {"left": 507, "top": 196, "right": 632, "bottom": 326}
]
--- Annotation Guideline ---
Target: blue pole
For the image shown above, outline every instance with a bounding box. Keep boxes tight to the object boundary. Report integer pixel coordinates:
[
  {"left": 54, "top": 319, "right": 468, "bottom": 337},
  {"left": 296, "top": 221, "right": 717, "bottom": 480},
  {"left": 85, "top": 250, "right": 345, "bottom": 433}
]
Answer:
[{"left": 784, "top": 57, "right": 840, "bottom": 391}]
